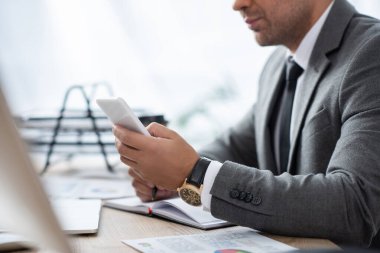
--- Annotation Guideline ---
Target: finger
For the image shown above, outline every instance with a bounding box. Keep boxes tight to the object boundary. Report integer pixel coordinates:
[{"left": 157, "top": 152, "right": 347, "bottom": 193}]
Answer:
[
  {"left": 132, "top": 179, "right": 153, "bottom": 196},
  {"left": 146, "top": 122, "right": 176, "bottom": 139},
  {"left": 137, "top": 190, "right": 170, "bottom": 202},
  {"left": 128, "top": 167, "right": 143, "bottom": 180},
  {"left": 113, "top": 125, "right": 147, "bottom": 150},
  {"left": 132, "top": 180, "right": 157, "bottom": 203},
  {"left": 120, "top": 155, "right": 137, "bottom": 167},
  {"left": 133, "top": 184, "right": 153, "bottom": 202},
  {"left": 136, "top": 188, "right": 177, "bottom": 202},
  {"left": 128, "top": 168, "right": 154, "bottom": 188},
  {"left": 115, "top": 139, "right": 141, "bottom": 162},
  {"left": 157, "top": 185, "right": 167, "bottom": 190},
  {"left": 155, "top": 189, "right": 177, "bottom": 200},
  {"left": 136, "top": 192, "right": 152, "bottom": 202}
]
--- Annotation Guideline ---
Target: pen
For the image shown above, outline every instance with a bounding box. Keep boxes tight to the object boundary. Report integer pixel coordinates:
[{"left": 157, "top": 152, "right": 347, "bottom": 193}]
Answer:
[{"left": 151, "top": 186, "right": 158, "bottom": 201}]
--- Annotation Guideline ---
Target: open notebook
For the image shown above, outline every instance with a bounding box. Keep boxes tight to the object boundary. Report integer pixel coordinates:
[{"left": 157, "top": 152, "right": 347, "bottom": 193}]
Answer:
[{"left": 105, "top": 197, "right": 232, "bottom": 230}]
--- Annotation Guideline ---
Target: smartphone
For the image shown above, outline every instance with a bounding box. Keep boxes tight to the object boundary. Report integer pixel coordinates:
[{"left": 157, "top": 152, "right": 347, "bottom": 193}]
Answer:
[{"left": 96, "top": 97, "right": 150, "bottom": 136}]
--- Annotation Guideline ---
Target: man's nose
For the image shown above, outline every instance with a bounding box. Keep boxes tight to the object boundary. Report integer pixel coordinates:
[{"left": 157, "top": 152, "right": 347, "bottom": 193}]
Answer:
[{"left": 232, "top": 0, "right": 251, "bottom": 11}]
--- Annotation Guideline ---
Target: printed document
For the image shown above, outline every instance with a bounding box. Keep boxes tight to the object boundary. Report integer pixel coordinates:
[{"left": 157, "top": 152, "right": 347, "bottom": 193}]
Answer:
[
  {"left": 105, "top": 197, "right": 231, "bottom": 229},
  {"left": 123, "top": 227, "right": 296, "bottom": 253},
  {"left": 42, "top": 177, "right": 134, "bottom": 199}
]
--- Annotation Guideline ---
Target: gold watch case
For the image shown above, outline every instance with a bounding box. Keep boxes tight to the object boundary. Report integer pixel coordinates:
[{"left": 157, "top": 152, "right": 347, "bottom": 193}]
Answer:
[{"left": 177, "top": 179, "right": 203, "bottom": 206}]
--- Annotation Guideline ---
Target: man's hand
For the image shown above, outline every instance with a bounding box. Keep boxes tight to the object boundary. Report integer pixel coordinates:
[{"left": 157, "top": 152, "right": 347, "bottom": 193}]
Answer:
[
  {"left": 113, "top": 122, "right": 199, "bottom": 190},
  {"left": 128, "top": 168, "right": 177, "bottom": 202}
]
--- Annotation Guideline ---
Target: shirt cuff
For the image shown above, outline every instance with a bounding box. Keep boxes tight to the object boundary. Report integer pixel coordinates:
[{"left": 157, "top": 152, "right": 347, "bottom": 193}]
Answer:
[{"left": 201, "top": 160, "right": 223, "bottom": 212}]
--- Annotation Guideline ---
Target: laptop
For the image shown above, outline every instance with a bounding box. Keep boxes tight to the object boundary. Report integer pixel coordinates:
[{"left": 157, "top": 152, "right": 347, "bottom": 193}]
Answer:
[
  {"left": 51, "top": 198, "right": 101, "bottom": 235},
  {"left": 0, "top": 84, "right": 100, "bottom": 252}
]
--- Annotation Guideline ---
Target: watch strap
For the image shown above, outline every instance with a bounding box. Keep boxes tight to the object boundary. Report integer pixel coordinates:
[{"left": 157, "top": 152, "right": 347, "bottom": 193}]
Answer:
[{"left": 187, "top": 157, "right": 211, "bottom": 187}]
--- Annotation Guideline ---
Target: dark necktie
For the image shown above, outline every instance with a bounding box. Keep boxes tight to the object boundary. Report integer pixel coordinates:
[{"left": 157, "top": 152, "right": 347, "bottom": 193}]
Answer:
[{"left": 276, "top": 56, "right": 304, "bottom": 173}]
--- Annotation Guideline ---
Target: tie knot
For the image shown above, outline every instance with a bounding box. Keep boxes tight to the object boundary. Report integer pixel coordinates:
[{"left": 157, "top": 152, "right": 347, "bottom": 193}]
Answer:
[{"left": 286, "top": 57, "right": 304, "bottom": 82}]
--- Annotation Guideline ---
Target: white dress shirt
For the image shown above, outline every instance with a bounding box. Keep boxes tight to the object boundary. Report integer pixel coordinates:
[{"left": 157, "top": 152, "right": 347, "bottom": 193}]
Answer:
[{"left": 201, "top": 2, "right": 334, "bottom": 212}]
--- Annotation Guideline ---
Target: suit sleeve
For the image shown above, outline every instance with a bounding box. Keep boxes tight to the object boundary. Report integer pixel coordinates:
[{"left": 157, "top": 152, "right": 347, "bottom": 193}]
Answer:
[
  {"left": 209, "top": 35, "right": 380, "bottom": 247},
  {"left": 198, "top": 104, "right": 258, "bottom": 168}
]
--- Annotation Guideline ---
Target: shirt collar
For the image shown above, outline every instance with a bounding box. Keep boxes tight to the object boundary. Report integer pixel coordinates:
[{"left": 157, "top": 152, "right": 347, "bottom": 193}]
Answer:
[{"left": 292, "top": 1, "right": 334, "bottom": 70}]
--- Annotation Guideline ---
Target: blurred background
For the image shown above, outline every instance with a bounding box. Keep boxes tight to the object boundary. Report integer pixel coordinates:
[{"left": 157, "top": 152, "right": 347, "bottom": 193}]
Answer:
[{"left": 1, "top": 0, "right": 379, "bottom": 149}]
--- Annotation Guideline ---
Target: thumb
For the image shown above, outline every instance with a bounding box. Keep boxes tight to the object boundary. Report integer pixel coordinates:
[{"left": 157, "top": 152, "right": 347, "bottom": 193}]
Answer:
[{"left": 147, "top": 122, "right": 176, "bottom": 139}]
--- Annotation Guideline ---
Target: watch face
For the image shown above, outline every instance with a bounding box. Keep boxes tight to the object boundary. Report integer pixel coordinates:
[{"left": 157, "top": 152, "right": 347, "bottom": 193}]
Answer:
[{"left": 179, "top": 188, "right": 201, "bottom": 206}]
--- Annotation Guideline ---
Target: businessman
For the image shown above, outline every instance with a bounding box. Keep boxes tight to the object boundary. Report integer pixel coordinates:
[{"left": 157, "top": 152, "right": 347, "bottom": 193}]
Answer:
[{"left": 113, "top": 0, "right": 380, "bottom": 247}]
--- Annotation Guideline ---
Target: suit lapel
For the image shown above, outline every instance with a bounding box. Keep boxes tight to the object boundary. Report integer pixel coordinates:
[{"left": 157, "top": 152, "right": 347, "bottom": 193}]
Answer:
[
  {"left": 286, "top": 0, "right": 356, "bottom": 173},
  {"left": 287, "top": 57, "right": 330, "bottom": 172},
  {"left": 257, "top": 49, "right": 286, "bottom": 174}
]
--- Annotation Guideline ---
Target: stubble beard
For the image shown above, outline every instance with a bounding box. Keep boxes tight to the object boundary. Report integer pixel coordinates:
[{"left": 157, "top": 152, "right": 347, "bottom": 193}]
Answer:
[{"left": 253, "top": 5, "right": 312, "bottom": 50}]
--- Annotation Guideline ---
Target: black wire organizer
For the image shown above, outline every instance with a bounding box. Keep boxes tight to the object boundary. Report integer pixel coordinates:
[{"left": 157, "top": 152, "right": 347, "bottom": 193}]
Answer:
[{"left": 18, "top": 83, "right": 167, "bottom": 174}]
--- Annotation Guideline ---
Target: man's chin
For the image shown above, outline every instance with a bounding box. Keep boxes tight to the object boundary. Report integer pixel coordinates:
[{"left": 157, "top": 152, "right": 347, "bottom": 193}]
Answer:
[{"left": 254, "top": 33, "right": 275, "bottom": 47}]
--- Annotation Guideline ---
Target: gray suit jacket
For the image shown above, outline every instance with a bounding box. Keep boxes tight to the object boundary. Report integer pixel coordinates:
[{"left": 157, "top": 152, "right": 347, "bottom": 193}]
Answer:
[{"left": 199, "top": 0, "right": 380, "bottom": 247}]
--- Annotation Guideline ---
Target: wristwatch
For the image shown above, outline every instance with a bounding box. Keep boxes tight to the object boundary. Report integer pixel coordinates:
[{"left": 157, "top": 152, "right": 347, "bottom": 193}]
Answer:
[{"left": 177, "top": 157, "right": 211, "bottom": 206}]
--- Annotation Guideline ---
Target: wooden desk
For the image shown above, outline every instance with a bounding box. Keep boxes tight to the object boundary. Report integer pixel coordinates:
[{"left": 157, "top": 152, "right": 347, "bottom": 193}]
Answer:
[
  {"left": 34, "top": 163, "right": 338, "bottom": 252},
  {"left": 68, "top": 206, "right": 339, "bottom": 252}
]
